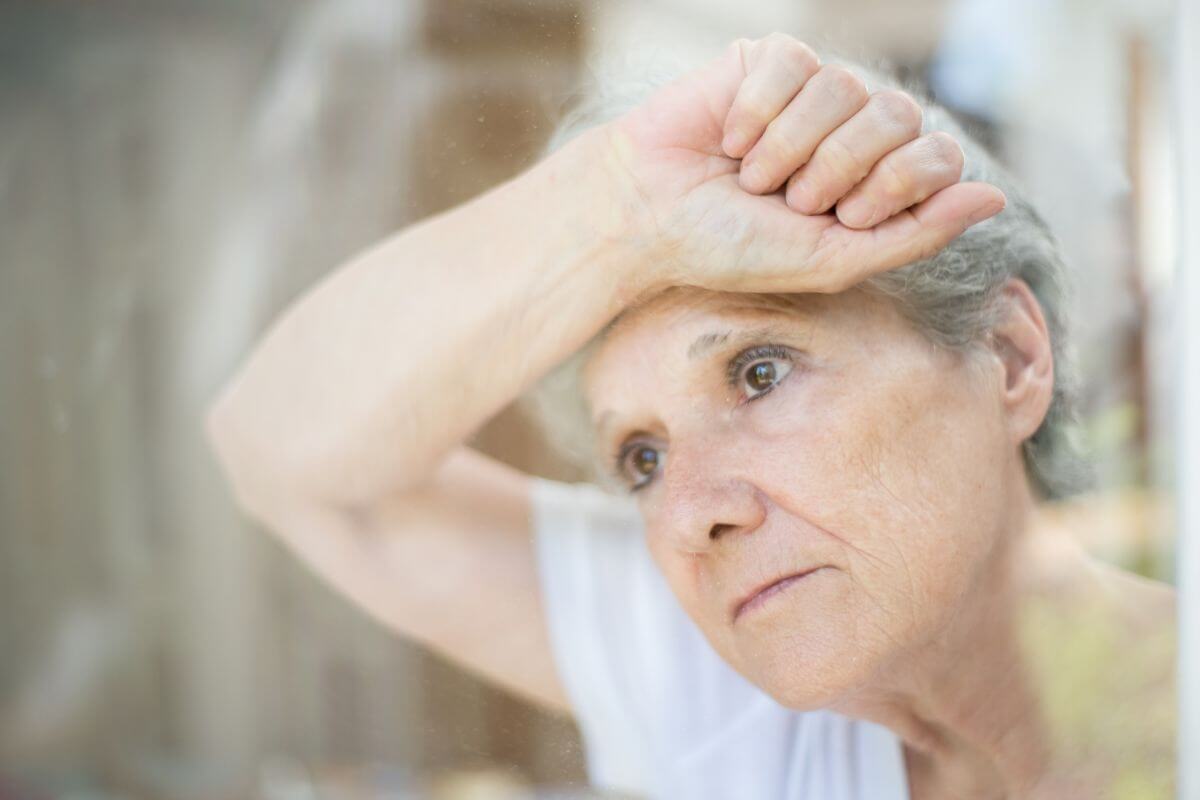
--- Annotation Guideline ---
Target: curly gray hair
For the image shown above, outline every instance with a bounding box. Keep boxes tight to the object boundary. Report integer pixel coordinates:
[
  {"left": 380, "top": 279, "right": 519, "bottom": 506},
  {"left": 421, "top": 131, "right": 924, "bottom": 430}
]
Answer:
[{"left": 520, "top": 51, "right": 1089, "bottom": 500}]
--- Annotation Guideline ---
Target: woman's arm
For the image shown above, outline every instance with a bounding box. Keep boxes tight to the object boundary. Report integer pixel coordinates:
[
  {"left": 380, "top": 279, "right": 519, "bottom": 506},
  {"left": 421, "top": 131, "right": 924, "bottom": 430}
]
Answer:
[
  {"left": 207, "top": 35, "right": 1006, "bottom": 516},
  {"left": 206, "top": 126, "right": 642, "bottom": 714},
  {"left": 207, "top": 126, "right": 642, "bottom": 515}
]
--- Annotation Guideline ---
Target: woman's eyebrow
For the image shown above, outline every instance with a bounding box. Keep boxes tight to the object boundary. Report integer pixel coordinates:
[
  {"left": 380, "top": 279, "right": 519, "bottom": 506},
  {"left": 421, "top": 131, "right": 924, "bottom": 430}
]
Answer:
[
  {"left": 686, "top": 322, "right": 798, "bottom": 362},
  {"left": 687, "top": 330, "right": 731, "bottom": 360}
]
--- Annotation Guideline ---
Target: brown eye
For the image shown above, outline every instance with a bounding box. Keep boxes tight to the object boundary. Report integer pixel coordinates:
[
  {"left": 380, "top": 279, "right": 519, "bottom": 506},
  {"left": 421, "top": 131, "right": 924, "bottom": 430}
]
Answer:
[
  {"left": 619, "top": 443, "right": 661, "bottom": 489},
  {"left": 740, "top": 357, "right": 792, "bottom": 398},
  {"left": 747, "top": 361, "right": 776, "bottom": 391},
  {"left": 630, "top": 446, "right": 658, "bottom": 475}
]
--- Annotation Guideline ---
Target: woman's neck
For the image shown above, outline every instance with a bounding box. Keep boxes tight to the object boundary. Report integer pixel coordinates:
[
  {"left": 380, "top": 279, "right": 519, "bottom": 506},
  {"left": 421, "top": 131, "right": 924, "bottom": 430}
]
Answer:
[{"left": 828, "top": 490, "right": 1177, "bottom": 799}]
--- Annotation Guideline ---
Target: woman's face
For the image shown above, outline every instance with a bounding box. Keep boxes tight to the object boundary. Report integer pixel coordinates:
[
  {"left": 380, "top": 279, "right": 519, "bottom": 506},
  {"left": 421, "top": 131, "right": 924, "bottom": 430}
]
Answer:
[{"left": 582, "top": 287, "right": 1026, "bottom": 709}]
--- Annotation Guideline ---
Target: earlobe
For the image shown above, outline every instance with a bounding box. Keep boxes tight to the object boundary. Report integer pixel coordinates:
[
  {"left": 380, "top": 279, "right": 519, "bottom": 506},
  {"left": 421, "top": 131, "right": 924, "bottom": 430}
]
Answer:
[{"left": 988, "top": 279, "right": 1054, "bottom": 443}]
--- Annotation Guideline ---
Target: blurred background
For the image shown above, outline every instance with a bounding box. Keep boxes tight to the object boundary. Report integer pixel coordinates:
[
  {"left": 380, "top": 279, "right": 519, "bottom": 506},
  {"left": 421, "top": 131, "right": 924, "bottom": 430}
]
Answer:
[{"left": 0, "top": 0, "right": 1184, "bottom": 797}]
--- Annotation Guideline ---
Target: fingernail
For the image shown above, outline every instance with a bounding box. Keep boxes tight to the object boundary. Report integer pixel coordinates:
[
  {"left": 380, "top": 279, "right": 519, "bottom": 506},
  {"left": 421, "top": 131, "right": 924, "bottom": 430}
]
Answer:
[
  {"left": 741, "top": 161, "right": 769, "bottom": 193},
  {"left": 841, "top": 201, "right": 878, "bottom": 228},
  {"left": 786, "top": 179, "right": 817, "bottom": 212},
  {"left": 966, "top": 200, "right": 1004, "bottom": 226},
  {"left": 723, "top": 129, "right": 748, "bottom": 156}
]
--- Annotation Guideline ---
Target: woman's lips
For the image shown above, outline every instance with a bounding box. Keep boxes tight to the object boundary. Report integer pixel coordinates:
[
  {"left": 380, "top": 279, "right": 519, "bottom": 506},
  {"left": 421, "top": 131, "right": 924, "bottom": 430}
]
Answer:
[{"left": 732, "top": 567, "right": 825, "bottom": 623}]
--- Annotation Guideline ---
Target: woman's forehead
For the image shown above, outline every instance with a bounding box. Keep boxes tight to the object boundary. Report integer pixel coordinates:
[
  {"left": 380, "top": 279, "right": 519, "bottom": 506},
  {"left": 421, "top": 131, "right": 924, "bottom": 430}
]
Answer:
[
  {"left": 583, "top": 289, "right": 831, "bottom": 389},
  {"left": 634, "top": 286, "right": 816, "bottom": 318},
  {"left": 606, "top": 288, "right": 822, "bottom": 343}
]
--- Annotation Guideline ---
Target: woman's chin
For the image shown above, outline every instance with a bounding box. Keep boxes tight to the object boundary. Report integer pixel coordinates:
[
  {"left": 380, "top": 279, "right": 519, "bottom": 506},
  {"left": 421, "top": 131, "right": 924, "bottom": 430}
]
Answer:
[
  {"left": 733, "top": 616, "right": 883, "bottom": 712},
  {"left": 747, "top": 647, "right": 876, "bottom": 712}
]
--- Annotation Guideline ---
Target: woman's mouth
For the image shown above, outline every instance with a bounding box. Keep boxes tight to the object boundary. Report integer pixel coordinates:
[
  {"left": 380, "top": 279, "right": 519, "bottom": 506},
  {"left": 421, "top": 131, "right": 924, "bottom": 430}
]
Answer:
[{"left": 732, "top": 566, "right": 826, "bottom": 623}]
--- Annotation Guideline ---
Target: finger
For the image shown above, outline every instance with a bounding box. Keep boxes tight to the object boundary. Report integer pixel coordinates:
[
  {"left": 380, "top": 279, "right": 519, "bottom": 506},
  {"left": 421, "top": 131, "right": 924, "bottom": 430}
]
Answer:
[
  {"left": 805, "top": 182, "right": 1007, "bottom": 292},
  {"left": 721, "top": 34, "right": 821, "bottom": 159},
  {"left": 784, "top": 89, "right": 924, "bottom": 215},
  {"left": 836, "top": 131, "right": 966, "bottom": 229},
  {"left": 737, "top": 64, "right": 868, "bottom": 195}
]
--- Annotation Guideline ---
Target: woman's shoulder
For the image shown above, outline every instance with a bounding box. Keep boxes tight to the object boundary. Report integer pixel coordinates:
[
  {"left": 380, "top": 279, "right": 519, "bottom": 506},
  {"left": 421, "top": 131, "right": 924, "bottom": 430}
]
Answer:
[{"left": 1024, "top": 495, "right": 1177, "bottom": 796}]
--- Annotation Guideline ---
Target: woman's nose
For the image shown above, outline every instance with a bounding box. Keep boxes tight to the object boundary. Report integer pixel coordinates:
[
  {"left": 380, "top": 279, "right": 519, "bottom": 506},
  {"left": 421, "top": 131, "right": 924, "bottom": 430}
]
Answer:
[{"left": 652, "top": 432, "right": 767, "bottom": 553}]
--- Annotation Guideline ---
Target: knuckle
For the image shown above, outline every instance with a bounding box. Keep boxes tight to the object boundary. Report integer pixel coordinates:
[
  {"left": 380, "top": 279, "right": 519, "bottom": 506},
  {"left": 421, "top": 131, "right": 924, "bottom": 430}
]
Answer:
[
  {"left": 778, "top": 40, "right": 820, "bottom": 79},
  {"left": 760, "top": 113, "right": 802, "bottom": 153},
  {"left": 747, "top": 35, "right": 780, "bottom": 62},
  {"left": 729, "top": 37, "right": 756, "bottom": 65},
  {"left": 927, "top": 131, "right": 965, "bottom": 175},
  {"left": 818, "top": 64, "right": 869, "bottom": 105},
  {"left": 816, "top": 135, "right": 862, "bottom": 179},
  {"left": 873, "top": 90, "right": 923, "bottom": 135},
  {"left": 737, "top": 89, "right": 775, "bottom": 124},
  {"left": 877, "top": 157, "right": 913, "bottom": 201}
]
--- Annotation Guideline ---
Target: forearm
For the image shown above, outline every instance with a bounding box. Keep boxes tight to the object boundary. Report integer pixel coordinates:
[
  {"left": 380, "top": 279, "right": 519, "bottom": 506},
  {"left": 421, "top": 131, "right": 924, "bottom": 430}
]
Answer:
[{"left": 207, "top": 127, "right": 643, "bottom": 511}]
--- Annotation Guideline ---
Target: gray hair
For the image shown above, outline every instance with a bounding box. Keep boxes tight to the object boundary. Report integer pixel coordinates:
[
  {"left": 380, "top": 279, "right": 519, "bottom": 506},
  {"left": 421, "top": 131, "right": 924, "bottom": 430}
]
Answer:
[{"left": 521, "top": 50, "right": 1089, "bottom": 500}]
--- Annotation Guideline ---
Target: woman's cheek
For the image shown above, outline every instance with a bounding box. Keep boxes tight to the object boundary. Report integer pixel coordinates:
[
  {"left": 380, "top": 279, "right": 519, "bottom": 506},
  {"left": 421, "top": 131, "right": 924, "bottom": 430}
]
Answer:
[
  {"left": 757, "top": 370, "right": 937, "bottom": 557},
  {"left": 743, "top": 368, "right": 865, "bottom": 482}
]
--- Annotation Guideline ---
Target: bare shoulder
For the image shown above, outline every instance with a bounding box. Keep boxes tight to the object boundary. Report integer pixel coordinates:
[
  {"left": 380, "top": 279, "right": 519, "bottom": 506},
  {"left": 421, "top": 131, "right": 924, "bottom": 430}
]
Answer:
[{"left": 1022, "top": 501, "right": 1177, "bottom": 784}]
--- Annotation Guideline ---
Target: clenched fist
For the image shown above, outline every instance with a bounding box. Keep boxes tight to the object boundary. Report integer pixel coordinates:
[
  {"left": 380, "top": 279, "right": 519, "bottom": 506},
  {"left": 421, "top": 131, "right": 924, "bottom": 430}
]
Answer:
[{"left": 592, "top": 33, "right": 1006, "bottom": 295}]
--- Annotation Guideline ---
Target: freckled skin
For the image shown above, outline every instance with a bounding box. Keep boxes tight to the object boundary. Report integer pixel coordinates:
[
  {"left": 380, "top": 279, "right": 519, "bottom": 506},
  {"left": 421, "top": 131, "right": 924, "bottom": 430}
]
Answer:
[{"left": 583, "top": 286, "right": 1021, "bottom": 709}]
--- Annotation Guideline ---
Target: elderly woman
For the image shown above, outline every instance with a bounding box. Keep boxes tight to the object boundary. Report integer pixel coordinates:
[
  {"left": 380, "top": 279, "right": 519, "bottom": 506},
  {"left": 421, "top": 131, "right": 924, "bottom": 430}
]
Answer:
[{"left": 207, "top": 34, "right": 1176, "bottom": 799}]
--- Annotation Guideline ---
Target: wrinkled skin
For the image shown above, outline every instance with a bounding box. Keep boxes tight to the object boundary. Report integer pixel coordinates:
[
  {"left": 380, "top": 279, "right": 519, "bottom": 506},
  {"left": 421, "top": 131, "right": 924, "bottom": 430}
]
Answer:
[
  {"left": 581, "top": 285, "right": 1177, "bottom": 798},
  {"left": 584, "top": 286, "right": 1020, "bottom": 708}
]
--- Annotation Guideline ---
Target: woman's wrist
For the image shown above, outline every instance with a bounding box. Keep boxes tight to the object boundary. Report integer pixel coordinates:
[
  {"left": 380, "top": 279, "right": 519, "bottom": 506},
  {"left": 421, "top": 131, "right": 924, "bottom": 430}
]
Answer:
[{"left": 519, "top": 124, "right": 668, "bottom": 312}]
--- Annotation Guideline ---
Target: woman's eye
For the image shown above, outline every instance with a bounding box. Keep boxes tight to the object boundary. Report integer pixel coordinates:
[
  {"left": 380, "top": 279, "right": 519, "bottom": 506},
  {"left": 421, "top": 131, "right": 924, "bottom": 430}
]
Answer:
[
  {"left": 618, "top": 443, "right": 662, "bottom": 490},
  {"left": 727, "top": 344, "right": 796, "bottom": 401},
  {"left": 739, "top": 356, "right": 792, "bottom": 399}
]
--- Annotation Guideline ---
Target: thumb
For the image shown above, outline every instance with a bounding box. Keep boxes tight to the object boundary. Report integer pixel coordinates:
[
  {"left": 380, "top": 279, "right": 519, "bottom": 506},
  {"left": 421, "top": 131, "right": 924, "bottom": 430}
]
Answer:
[{"left": 804, "top": 182, "right": 1007, "bottom": 292}]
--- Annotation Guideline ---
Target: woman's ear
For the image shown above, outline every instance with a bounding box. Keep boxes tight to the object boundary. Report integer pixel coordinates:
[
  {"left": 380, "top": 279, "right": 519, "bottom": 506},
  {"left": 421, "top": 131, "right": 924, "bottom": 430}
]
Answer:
[{"left": 987, "top": 278, "right": 1055, "bottom": 444}]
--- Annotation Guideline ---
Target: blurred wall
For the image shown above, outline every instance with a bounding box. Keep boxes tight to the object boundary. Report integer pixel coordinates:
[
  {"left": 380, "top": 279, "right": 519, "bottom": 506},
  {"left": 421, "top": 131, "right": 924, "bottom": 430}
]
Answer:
[{"left": 1, "top": 0, "right": 590, "bottom": 794}]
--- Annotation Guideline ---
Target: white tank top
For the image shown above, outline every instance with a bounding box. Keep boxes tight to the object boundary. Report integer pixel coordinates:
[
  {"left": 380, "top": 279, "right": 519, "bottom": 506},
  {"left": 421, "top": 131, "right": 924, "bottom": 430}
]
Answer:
[{"left": 530, "top": 476, "right": 911, "bottom": 800}]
